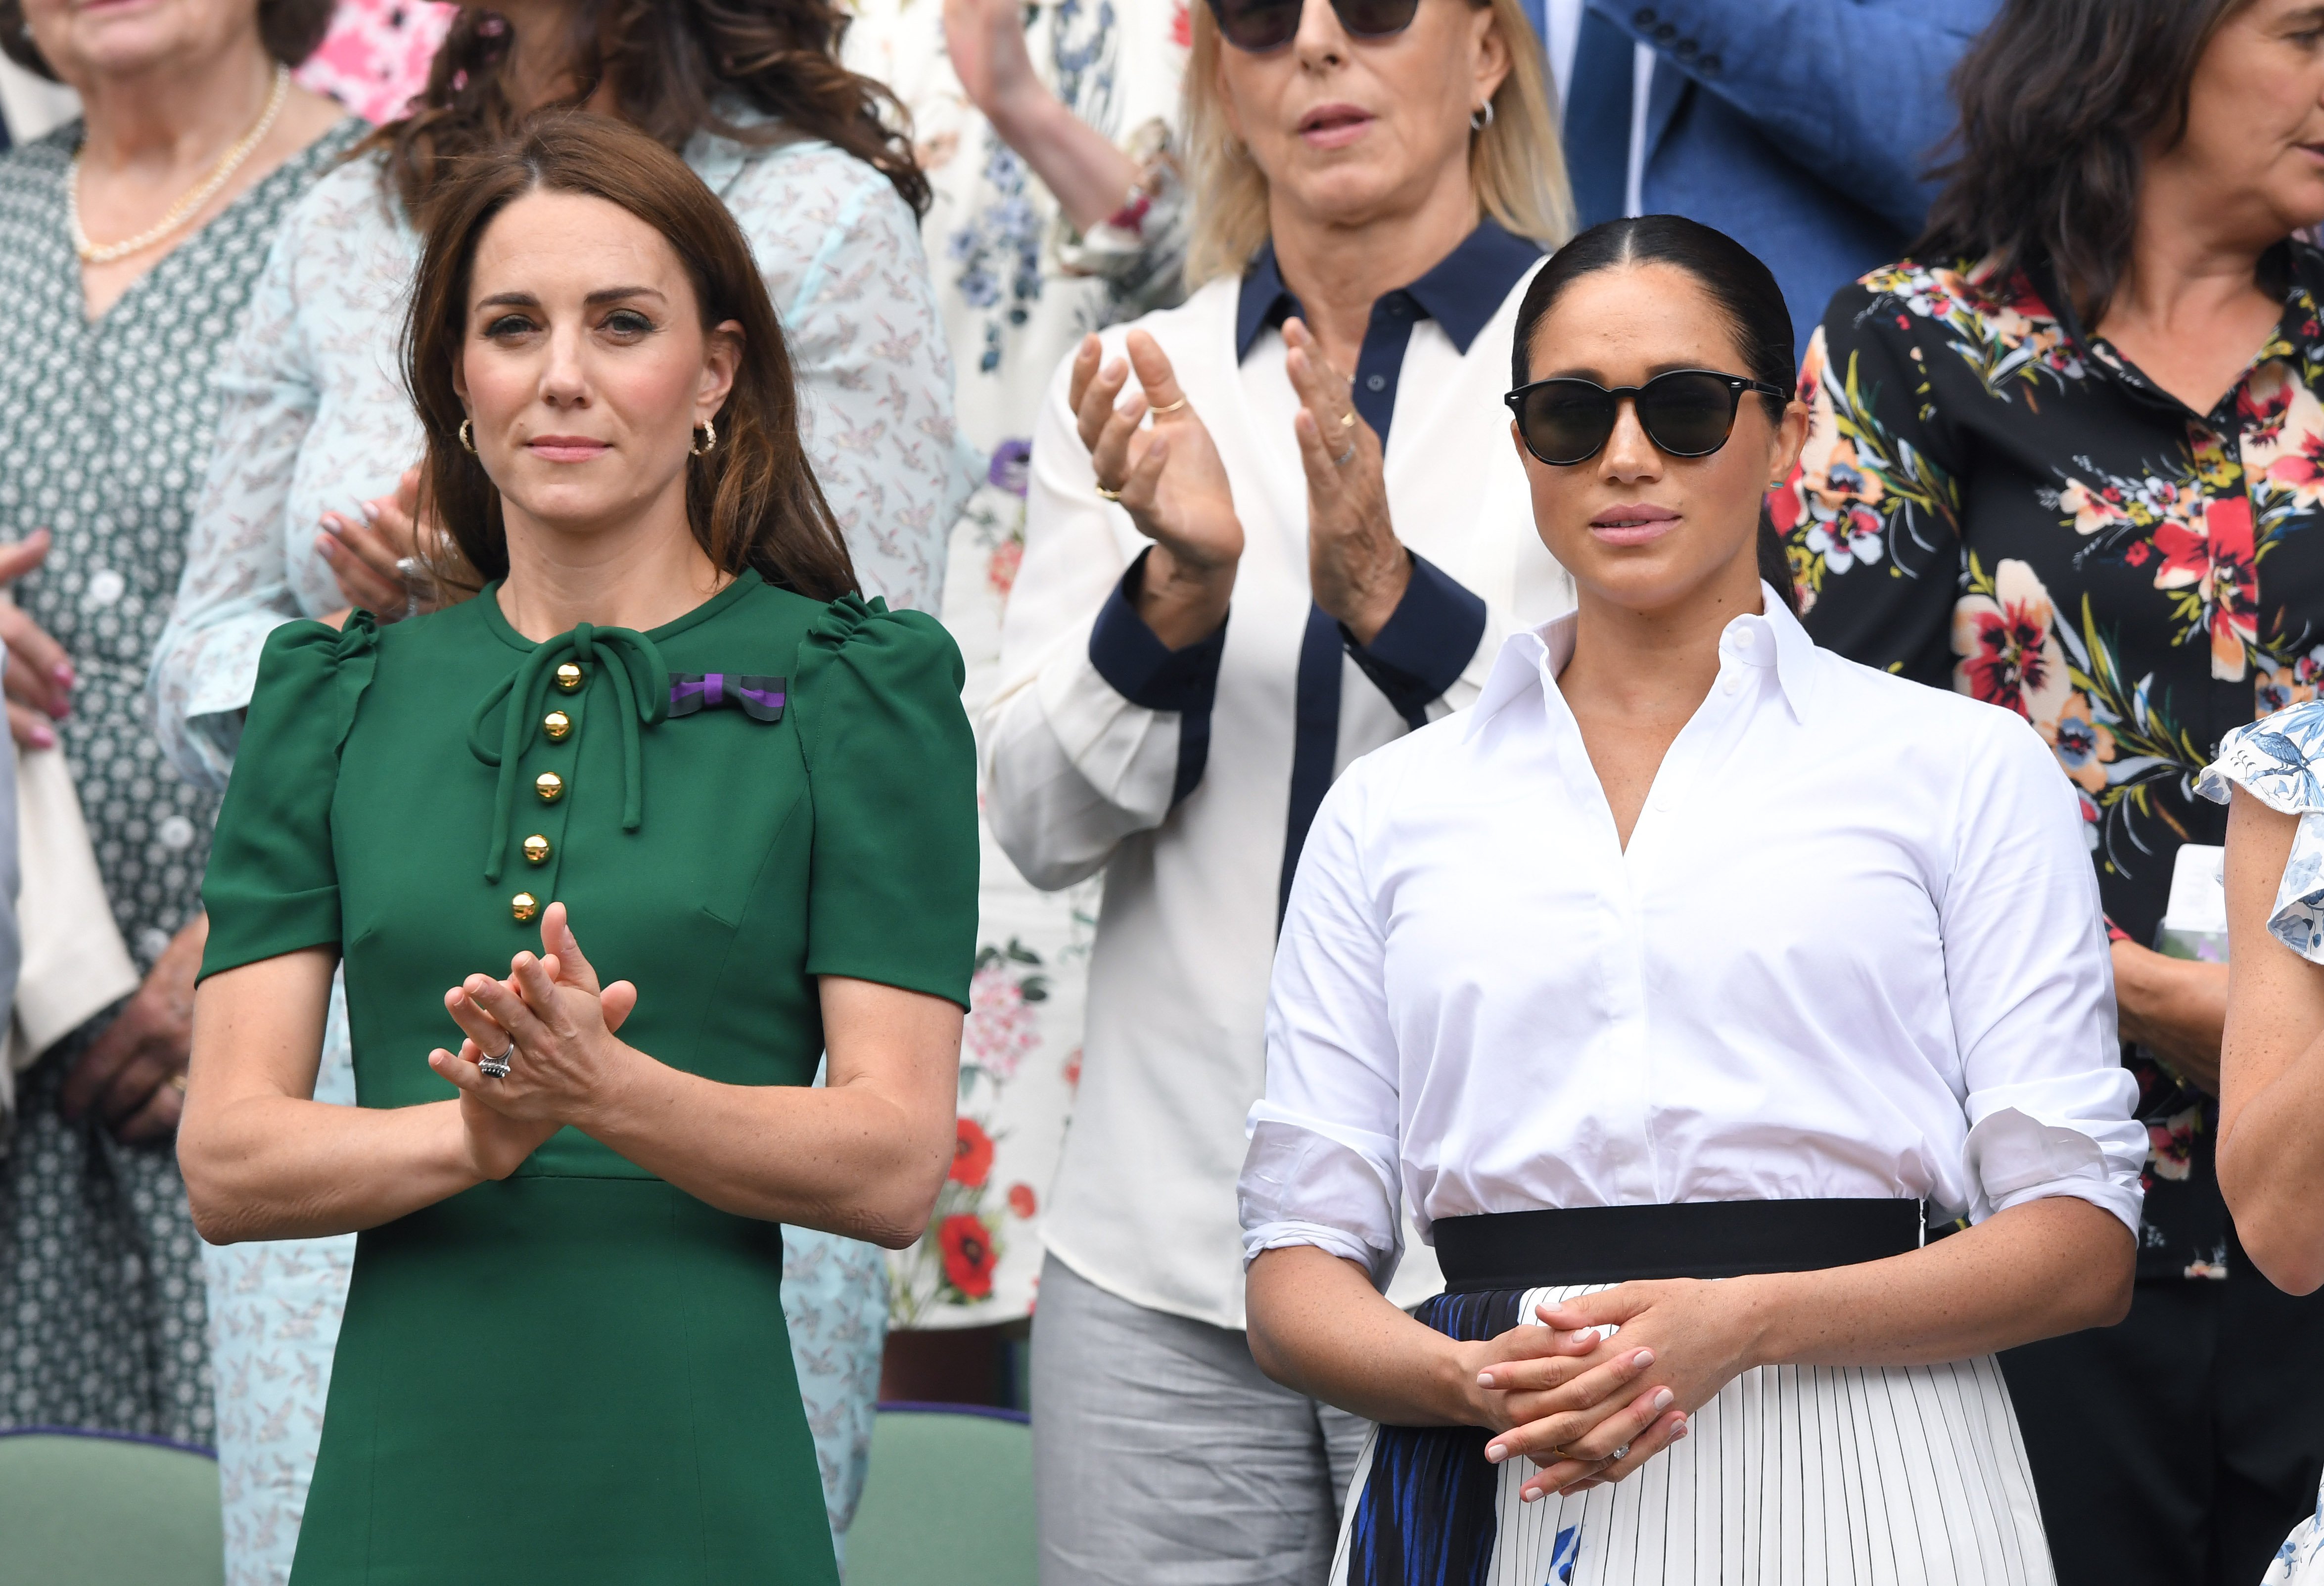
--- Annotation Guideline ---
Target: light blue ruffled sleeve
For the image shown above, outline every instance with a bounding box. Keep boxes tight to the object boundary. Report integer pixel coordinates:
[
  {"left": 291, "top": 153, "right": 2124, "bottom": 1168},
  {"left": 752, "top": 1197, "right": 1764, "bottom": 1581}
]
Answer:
[{"left": 2197, "top": 700, "right": 2324, "bottom": 961}]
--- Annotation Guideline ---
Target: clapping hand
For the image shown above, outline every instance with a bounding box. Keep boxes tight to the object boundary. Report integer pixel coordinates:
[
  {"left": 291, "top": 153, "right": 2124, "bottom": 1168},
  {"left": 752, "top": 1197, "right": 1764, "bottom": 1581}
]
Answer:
[
  {"left": 1071, "top": 330, "right": 1245, "bottom": 648},
  {"left": 1282, "top": 317, "right": 1408, "bottom": 645},
  {"left": 318, "top": 466, "right": 440, "bottom": 624},
  {"left": 428, "top": 903, "right": 642, "bottom": 1179}
]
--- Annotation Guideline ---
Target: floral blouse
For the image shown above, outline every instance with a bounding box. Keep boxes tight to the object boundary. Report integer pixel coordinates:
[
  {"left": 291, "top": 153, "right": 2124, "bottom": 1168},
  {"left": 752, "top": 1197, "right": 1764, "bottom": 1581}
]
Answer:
[{"left": 1778, "top": 241, "right": 2324, "bottom": 1280}]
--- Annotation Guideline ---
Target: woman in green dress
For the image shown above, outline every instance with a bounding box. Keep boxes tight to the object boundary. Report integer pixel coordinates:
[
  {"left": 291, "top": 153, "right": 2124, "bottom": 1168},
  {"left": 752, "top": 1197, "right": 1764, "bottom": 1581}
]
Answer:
[{"left": 175, "top": 113, "right": 977, "bottom": 1583}]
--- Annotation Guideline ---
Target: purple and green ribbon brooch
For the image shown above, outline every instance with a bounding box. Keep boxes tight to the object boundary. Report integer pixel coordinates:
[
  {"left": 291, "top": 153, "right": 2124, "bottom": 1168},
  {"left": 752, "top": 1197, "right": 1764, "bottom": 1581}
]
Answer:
[{"left": 668, "top": 673, "right": 785, "bottom": 723}]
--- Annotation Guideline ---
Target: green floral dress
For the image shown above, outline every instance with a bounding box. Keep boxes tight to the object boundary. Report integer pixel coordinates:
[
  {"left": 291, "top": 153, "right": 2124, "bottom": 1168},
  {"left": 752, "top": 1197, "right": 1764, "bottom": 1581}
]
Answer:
[
  {"left": 199, "top": 574, "right": 976, "bottom": 1581},
  {"left": 0, "top": 114, "right": 364, "bottom": 1446}
]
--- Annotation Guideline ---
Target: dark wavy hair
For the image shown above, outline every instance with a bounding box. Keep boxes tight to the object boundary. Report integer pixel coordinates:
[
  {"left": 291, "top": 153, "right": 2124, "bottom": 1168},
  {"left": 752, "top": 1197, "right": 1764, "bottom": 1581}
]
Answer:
[
  {"left": 1917, "top": 0, "right": 2257, "bottom": 324},
  {"left": 366, "top": 0, "right": 928, "bottom": 225},
  {"left": 405, "top": 113, "right": 857, "bottom": 603},
  {"left": 0, "top": 0, "right": 332, "bottom": 78},
  {"left": 1510, "top": 216, "right": 1800, "bottom": 611}
]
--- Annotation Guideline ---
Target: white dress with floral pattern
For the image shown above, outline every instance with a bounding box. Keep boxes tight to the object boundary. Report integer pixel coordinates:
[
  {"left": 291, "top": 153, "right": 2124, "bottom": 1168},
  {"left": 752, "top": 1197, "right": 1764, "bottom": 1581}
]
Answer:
[{"left": 2198, "top": 699, "right": 2324, "bottom": 1582}]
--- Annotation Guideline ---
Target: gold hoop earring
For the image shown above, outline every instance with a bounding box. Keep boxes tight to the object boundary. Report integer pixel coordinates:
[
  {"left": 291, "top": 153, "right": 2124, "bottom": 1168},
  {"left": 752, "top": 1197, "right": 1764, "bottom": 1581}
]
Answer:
[
  {"left": 691, "top": 416, "right": 717, "bottom": 457},
  {"left": 458, "top": 418, "right": 474, "bottom": 454}
]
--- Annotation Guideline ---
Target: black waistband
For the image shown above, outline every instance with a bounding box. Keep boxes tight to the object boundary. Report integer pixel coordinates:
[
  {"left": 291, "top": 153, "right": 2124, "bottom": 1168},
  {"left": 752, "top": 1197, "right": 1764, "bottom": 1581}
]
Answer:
[{"left": 1432, "top": 1199, "right": 1924, "bottom": 1292}]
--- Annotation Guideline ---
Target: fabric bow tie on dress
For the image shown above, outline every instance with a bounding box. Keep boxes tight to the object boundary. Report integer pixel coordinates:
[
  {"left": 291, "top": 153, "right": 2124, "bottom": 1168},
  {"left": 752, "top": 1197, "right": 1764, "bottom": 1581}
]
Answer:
[
  {"left": 467, "top": 621, "right": 669, "bottom": 883},
  {"left": 668, "top": 673, "right": 786, "bottom": 722}
]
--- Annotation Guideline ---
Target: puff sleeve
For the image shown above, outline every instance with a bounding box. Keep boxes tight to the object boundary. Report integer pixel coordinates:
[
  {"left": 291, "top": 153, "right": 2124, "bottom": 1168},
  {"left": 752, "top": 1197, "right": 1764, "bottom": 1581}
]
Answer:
[
  {"left": 197, "top": 614, "right": 376, "bottom": 981},
  {"left": 2198, "top": 700, "right": 2324, "bottom": 961},
  {"left": 793, "top": 595, "right": 979, "bottom": 1008}
]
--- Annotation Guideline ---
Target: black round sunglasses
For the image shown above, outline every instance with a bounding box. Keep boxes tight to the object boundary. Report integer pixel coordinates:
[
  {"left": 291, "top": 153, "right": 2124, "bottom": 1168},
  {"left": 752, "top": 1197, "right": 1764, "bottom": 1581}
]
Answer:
[
  {"left": 1205, "top": 0, "right": 1420, "bottom": 52},
  {"left": 1503, "top": 369, "right": 1791, "bottom": 467}
]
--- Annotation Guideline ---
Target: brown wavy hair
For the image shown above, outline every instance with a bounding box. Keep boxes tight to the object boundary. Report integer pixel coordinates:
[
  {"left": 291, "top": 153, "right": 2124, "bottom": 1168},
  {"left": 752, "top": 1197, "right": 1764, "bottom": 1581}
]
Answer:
[
  {"left": 1916, "top": 0, "right": 2257, "bottom": 325},
  {"left": 366, "top": 0, "right": 927, "bottom": 224},
  {"left": 0, "top": 0, "right": 332, "bottom": 78},
  {"left": 405, "top": 112, "right": 857, "bottom": 602}
]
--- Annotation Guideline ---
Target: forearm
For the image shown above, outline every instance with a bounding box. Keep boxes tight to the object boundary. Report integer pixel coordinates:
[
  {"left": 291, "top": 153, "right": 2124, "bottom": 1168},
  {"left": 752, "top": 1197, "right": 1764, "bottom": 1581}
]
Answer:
[
  {"left": 1247, "top": 1245, "right": 1481, "bottom": 1427},
  {"left": 576, "top": 1058, "right": 950, "bottom": 1246},
  {"left": 182, "top": 1094, "right": 480, "bottom": 1243},
  {"left": 985, "top": 90, "right": 1141, "bottom": 236},
  {"left": 2113, "top": 940, "right": 2227, "bottom": 1092},
  {"left": 1740, "top": 1197, "right": 2133, "bottom": 1370},
  {"left": 2220, "top": 1029, "right": 2324, "bottom": 1294}
]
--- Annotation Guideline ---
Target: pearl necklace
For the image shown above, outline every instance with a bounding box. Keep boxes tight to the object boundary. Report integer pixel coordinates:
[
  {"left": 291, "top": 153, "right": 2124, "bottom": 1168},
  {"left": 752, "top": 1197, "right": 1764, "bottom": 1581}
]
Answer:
[{"left": 69, "top": 63, "right": 290, "bottom": 266}]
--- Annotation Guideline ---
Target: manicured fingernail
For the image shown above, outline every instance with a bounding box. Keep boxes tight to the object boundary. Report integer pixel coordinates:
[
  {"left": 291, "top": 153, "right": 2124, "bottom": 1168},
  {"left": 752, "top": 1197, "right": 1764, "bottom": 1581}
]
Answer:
[
  {"left": 358, "top": 500, "right": 380, "bottom": 522},
  {"left": 1519, "top": 1486, "right": 1541, "bottom": 1503},
  {"left": 28, "top": 725, "right": 52, "bottom": 748},
  {"left": 1672, "top": 1418, "right": 1690, "bottom": 1441},
  {"left": 1484, "top": 1443, "right": 1505, "bottom": 1462},
  {"left": 1477, "top": 1370, "right": 1495, "bottom": 1387},
  {"left": 1632, "top": 1350, "right": 1654, "bottom": 1368},
  {"left": 1652, "top": 1389, "right": 1673, "bottom": 1411},
  {"left": 52, "top": 664, "right": 72, "bottom": 684}
]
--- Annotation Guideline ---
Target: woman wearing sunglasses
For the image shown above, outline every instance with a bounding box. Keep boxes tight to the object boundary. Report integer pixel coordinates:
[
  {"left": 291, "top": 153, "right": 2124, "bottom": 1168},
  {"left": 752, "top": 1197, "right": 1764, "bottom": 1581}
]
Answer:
[
  {"left": 981, "top": 0, "right": 1569, "bottom": 1576},
  {"left": 1237, "top": 215, "right": 2144, "bottom": 1584}
]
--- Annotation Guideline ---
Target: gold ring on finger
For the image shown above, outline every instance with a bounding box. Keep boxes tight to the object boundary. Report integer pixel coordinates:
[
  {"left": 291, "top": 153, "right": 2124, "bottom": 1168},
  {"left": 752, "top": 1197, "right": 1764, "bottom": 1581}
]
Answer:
[
  {"left": 1150, "top": 397, "right": 1187, "bottom": 415},
  {"left": 1339, "top": 410, "right": 1357, "bottom": 428},
  {"left": 1095, "top": 484, "right": 1123, "bottom": 502}
]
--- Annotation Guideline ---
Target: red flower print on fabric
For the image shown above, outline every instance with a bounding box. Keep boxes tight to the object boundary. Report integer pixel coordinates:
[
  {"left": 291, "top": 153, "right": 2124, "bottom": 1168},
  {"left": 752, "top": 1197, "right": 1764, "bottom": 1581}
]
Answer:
[
  {"left": 939, "top": 1215, "right": 999, "bottom": 1298},
  {"left": 1008, "top": 1183, "right": 1039, "bottom": 1219},
  {"left": 1957, "top": 591, "right": 2057, "bottom": 713},
  {"left": 952, "top": 1117, "right": 995, "bottom": 1187}
]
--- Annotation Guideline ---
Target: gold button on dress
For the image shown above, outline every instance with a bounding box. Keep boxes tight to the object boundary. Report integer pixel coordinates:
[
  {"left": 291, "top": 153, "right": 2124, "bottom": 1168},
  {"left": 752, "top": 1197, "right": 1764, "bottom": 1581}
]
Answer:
[
  {"left": 554, "top": 662, "right": 585, "bottom": 693},
  {"left": 543, "top": 710, "right": 572, "bottom": 741},
  {"left": 535, "top": 771, "right": 564, "bottom": 802},
  {"left": 522, "top": 834, "right": 552, "bottom": 865},
  {"left": 510, "top": 892, "right": 540, "bottom": 922}
]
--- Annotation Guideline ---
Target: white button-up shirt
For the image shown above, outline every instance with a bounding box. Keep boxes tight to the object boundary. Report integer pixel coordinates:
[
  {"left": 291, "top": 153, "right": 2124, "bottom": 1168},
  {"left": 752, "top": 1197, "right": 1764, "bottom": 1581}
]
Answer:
[
  {"left": 1240, "top": 593, "right": 2146, "bottom": 1282},
  {"left": 985, "top": 229, "right": 1575, "bottom": 1328}
]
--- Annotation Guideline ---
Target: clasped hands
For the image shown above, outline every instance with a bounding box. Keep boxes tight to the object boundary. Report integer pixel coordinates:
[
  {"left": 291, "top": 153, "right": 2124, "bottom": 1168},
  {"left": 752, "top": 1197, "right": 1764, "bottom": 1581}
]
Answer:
[
  {"left": 1070, "top": 317, "right": 1410, "bottom": 651},
  {"left": 426, "top": 901, "right": 643, "bottom": 1180},
  {"left": 1456, "top": 1278, "right": 1764, "bottom": 1502}
]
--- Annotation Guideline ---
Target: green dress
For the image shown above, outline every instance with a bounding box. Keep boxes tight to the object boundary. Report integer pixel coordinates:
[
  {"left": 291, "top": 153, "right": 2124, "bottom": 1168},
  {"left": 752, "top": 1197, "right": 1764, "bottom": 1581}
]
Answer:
[{"left": 197, "top": 572, "right": 977, "bottom": 1584}]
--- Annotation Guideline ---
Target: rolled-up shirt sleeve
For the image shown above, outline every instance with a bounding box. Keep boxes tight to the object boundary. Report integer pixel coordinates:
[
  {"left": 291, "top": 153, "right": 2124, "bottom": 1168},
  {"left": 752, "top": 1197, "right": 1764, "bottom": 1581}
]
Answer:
[
  {"left": 1240, "top": 763, "right": 1407, "bottom": 1286},
  {"left": 1945, "top": 708, "right": 2147, "bottom": 1235},
  {"left": 982, "top": 338, "right": 1203, "bottom": 891}
]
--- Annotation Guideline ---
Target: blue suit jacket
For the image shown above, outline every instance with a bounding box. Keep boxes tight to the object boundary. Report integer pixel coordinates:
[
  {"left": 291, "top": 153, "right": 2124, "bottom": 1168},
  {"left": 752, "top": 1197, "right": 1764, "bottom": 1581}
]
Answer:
[{"left": 1536, "top": 0, "right": 1999, "bottom": 360}]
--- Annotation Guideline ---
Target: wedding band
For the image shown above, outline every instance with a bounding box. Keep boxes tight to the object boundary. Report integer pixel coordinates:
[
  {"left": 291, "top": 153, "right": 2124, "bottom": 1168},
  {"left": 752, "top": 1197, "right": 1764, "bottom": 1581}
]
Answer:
[
  {"left": 395, "top": 555, "right": 422, "bottom": 579},
  {"left": 1095, "top": 484, "right": 1122, "bottom": 502},
  {"left": 1150, "top": 397, "right": 1187, "bottom": 415},
  {"left": 1339, "top": 410, "right": 1357, "bottom": 428},
  {"left": 478, "top": 1045, "right": 513, "bottom": 1080},
  {"left": 1332, "top": 444, "right": 1356, "bottom": 467}
]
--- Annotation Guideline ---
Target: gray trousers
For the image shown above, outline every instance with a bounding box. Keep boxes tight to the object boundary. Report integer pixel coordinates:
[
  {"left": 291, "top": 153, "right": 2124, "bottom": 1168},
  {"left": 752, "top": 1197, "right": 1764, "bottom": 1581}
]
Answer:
[{"left": 1031, "top": 1254, "right": 1369, "bottom": 1586}]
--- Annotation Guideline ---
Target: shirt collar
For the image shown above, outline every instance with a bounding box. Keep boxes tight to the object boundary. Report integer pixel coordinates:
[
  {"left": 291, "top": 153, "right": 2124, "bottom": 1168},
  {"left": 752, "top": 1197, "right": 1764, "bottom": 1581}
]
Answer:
[
  {"left": 1233, "top": 219, "right": 1543, "bottom": 363},
  {"left": 1462, "top": 581, "right": 1819, "bottom": 743}
]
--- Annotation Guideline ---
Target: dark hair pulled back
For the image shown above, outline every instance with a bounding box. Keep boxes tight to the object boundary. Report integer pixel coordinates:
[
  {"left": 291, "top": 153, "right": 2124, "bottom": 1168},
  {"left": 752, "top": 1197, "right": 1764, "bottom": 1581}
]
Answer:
[
  {"left": 367, "top": 0, "right": 928, "bottom": 225},
  {"left": 1510, "top": 215, "right": 1799, "bottom": 611},
  {"left": 1917, "top": 0, "right": 2256, "bottom": 326},
  {"left": 404, "top": 112, "right": 857, "bottom": 604}
]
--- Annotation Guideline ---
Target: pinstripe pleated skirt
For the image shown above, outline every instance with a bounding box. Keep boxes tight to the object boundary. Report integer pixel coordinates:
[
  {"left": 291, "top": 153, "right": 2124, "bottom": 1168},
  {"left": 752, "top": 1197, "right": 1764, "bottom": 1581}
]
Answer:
[{"left": 1330, "top": 1283, "right": 2055, "bottom": 1586}]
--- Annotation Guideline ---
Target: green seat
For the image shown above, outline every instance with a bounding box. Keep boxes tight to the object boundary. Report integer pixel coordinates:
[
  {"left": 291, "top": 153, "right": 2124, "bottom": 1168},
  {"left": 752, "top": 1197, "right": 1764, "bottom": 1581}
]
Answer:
[
  {"left": 846, "top": 1405, "right": 1035, "bottom": 1586},
  {"left": 0, "top": 1430, "right": 223, "bottom": 1586}
]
